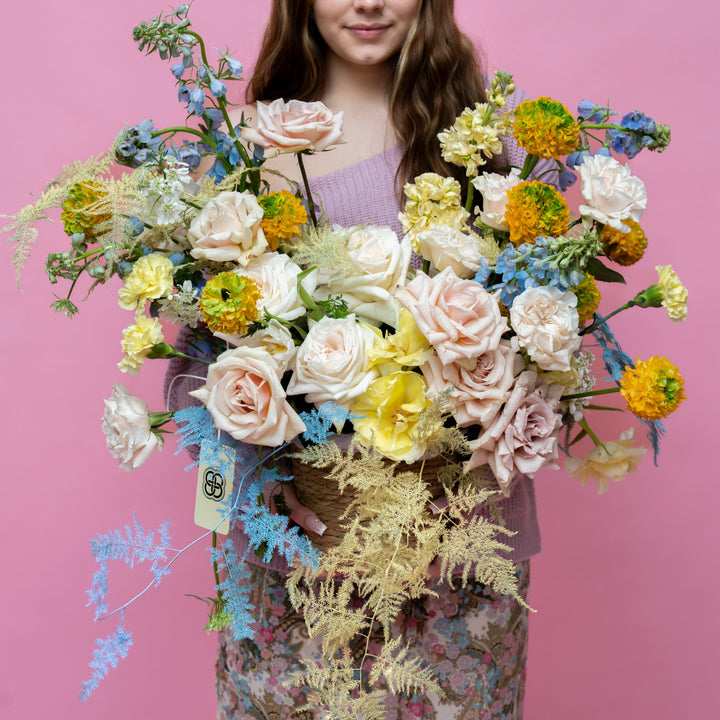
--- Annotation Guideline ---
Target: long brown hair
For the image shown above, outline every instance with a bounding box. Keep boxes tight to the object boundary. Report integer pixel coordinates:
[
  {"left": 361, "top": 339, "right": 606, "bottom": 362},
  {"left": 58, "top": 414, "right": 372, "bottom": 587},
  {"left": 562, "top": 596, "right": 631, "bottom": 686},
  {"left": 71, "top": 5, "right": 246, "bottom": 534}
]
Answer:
[{"left": 248, "top": 0, "right": 498, "bottom": 193}]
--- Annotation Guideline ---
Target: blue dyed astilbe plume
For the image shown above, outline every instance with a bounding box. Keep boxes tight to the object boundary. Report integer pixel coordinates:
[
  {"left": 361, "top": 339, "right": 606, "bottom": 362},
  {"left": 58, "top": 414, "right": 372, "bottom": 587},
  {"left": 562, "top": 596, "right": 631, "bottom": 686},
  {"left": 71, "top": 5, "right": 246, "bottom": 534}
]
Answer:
[
  {"left": 300, "top": 401, "right": 355, "bottom": 444},
  {"left": 592, "top": 319, "right": 665, "bottom": 463},
  {"left": 213, "top": 540, "right": 256, "bottom": 641},
  {"left": 79, "top": 619, "right": 133, "bottom": 702}
]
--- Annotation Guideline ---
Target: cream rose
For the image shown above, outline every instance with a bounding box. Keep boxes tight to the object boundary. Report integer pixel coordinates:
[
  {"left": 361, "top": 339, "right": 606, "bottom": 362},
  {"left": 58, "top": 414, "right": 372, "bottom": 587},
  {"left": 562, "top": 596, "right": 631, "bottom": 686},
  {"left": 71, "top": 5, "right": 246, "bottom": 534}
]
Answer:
[
  {"left": 471, "top": 168, "right": 522, "bottom": 231},
  {"left": 510, "top": 286, "right": 581, "bottom": 372},
  {"left": 189, "top": 347, "right": 306, "bottom": 446},
  {"left": 416, "top": 225, "right": 483, "bottom": 279},
  {"left": 287, "top": 315, "right": 380, "bottom": 408},
  {"left": 188, "top": 190, "right": 267, "bottom": 264},
  {"left": 102, "top": 384, "right": 159, "bottom": 472},
  {"left": 578, "top": 154, "right": 647, "bottom": 231},
  {"left": 236, "top": 251, "right": 317, "bottom": 322},
  {"left": 240, "top": 99, "right": 345, "bottom": 156},
  {"left": 321, "top": 225, "right": 411, "bottom": 327},
  {"left": 565, "top": 428, "right": 646, "bottom": 494},
  {"left": 422, "top": 339, "right": 522, "bottom": 427},
  {"left": 395, "top": 267, "right": 508, "bottom": 365},
  {"left": 464, "top": 371, "right": 563, "bottom": 492},
  {"left": 215, "top": 320, "right": 297, "bottom": 374}
]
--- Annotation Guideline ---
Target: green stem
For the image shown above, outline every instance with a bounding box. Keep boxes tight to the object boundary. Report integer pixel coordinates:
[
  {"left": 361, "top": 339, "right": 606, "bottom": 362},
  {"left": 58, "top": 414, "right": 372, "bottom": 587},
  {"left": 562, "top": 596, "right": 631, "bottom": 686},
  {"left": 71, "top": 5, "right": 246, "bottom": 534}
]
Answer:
[
  {"left": 296, "top": 153, "right": 317, "bottom": 227},
  {"left": 562, "top": 386, "right": 621, "bottom": 401},
  {"left": 578, "top": 418, "right": 609, "bottom": 455},
  {"left": 581, "top": 301, "right": 634, "bottom": 335},
  {"left": 422, "top": 259, "right": 431, "bottom": 275},
  {"left": 212, "top": 531, "right": 224, "bottom": 601},
  {"left": 152, "top": 125, "right": 208, "bottom": 141},
  {"left": 518, "top": 153, "right": 540, "bottom": 181},
  {"left": 464, "top": 181, "right": 475, "bottom": 213}
]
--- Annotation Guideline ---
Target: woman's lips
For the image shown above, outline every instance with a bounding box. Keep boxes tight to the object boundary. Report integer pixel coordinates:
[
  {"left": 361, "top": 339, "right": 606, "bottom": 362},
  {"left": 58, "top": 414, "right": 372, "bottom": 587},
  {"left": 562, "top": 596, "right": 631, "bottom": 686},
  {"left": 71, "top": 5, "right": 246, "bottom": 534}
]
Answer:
[{"left": 346, "top": 24, "right": 390, "bottom": 39}]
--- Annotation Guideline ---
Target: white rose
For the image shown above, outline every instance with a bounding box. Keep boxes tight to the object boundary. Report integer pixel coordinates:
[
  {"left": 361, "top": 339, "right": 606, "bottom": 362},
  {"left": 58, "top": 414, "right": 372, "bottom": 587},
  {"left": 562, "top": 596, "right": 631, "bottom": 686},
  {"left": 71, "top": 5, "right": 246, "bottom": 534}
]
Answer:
[
  {"left": 422, "top": 339, "right": 523, "bottom": 427},
  {"left": 416, "top": 224, "right": 483, "bottom": 279},
  {"left": 188, "top": 190, "right": 268, "bottom": 264},
  {"left": 215, "top": 320, "right": 297, "bottom": 374},
  {"left": 471, "top": 169, "right": 521, "bottom": 231},
  {"left": 321, "top": 225, "right": 411, "bottom": 327},
  {"left": 286, "top": 315, "right": 380, "bottom": 408},
  {"left": 240, "top": 99, "right": 345, "bottom": 156},
  {"left": 237, "top": 251, "right": 317, "bottom": 322},
  {"left": 510, "top": 286, "right": 581, "bottom": 372},
  {"left": 578, "top": 154, "right": 647, "bottom": 231},
  {"left": 101, "top": 384, "right": 160, "bottom": 472},
  {"left": 189, "top": 347, "right": 306, "bottom": 446}
]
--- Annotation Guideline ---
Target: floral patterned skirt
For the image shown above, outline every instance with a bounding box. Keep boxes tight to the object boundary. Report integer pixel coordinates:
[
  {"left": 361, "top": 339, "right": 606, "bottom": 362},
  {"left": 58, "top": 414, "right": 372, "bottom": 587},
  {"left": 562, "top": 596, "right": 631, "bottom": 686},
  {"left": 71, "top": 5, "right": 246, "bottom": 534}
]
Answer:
[{"left": 216, "top": 561, "right": 530, "bottom": 720}]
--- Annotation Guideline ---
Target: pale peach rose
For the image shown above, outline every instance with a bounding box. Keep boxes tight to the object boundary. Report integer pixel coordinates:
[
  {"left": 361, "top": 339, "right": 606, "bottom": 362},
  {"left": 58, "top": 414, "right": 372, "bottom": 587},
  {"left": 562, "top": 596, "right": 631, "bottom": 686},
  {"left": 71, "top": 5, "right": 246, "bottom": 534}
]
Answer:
[
  {"left": 422, "top": 339, "right": 523, "bottom": 427},
  {"left": 189, "top": 347, "right": 306, "bottom": 447},
  {"left": 395, "top": 267, "right": 508, "bottom": 365},
  {"left": 510, "top": 286, "right": 581, "bottom": 372},
  {"left": 188, "top": 190, "right": 267, "bottom": 264},
  {"left": 101, "top": 384, "right": 159, "bottom": 472},
  {"left": 240, "top": 99, "right": 345, "bottom": 156},
  {"left": 578, "top": 154, "right": 647, "bottom": 231},
  {"left": 464, "top": 371, "right": 563, "bottom": 492},
  {"left": 471, "top": 168, "right": 521, "bottom": 231},
  {"left": 416, "top": 224, "right": 483, "bottom": 279},
  {"left": 236, "top": 251, "right": 317, "bottom": 322},
  {"left": 565, "top": 428, "right": 646, "bottom": 493},
  {"left": 320, "top": 225, "right": 411, "bottom": 327},
  {"left": 215, "top": 320, "right": 297, "bottom": 374},
  {"left": 287, "top": 315, "right": 380, "bottom": 408}
]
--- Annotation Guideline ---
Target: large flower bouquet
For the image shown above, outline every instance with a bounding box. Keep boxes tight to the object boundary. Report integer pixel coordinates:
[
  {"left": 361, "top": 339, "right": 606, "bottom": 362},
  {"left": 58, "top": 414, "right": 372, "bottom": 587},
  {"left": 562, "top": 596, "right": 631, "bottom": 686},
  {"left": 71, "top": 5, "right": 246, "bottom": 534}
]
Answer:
[{"left": 4, "top": 5, "right": 687, "bottom": 716}]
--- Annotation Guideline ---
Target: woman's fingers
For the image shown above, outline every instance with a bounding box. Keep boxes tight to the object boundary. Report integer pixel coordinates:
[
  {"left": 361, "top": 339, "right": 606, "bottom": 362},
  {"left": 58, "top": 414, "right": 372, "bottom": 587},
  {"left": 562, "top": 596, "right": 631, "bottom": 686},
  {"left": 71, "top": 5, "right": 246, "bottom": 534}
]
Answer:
[{"left": 267, "top": 481, "right": 327, "bottom": 535}]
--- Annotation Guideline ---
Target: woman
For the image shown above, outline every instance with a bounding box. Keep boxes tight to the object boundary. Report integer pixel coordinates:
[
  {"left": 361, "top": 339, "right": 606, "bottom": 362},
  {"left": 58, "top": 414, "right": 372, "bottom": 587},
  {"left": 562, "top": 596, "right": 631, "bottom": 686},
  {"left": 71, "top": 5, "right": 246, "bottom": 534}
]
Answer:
[{"left": 167, "top": 1, "right": 547, "bottom": 717}]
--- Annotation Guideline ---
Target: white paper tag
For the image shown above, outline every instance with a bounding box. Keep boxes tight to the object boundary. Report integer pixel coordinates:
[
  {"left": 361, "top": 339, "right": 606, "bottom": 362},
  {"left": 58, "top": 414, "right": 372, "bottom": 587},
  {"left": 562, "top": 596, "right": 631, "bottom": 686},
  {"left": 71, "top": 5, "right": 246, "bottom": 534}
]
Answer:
[{"left": 194, "top": 442, "right": 236, "bottom": 535}]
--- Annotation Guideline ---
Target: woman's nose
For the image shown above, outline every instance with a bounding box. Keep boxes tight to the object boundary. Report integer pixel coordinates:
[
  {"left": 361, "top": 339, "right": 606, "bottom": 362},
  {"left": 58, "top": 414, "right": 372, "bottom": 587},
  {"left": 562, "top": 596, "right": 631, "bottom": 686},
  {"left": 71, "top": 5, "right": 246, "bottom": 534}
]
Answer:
[{"left": 353, "top": 0, "right": 386, "bottom": 13}]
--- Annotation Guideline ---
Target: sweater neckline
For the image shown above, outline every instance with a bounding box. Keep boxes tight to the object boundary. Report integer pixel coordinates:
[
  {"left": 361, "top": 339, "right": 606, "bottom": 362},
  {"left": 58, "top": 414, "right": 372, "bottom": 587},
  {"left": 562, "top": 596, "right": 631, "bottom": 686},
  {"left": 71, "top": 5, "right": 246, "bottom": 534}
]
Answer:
[{"left": 309, "top": 143, "right": 402, "bottom": 185}]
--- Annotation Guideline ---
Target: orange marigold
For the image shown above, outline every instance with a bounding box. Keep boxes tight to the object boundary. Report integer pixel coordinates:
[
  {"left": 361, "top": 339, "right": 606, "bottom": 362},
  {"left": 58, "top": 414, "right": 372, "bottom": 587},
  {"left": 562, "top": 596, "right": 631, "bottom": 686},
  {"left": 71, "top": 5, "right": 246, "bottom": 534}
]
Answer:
[
  {"left": 513, "top": 97, "right": 580, "bottom": 159},
  {"left": 199, "top": 272, "right": 262, "bottom": 335},
  {"left": 601, "top": 219, "right": 647, "bottom": 266},
  {"left": 504, "top": 180, "right": 570, "bottom": 245},
  {"left": 619, "top": 356, "right": 686, "bottom": 421},
  {"left": 572, "top": 274, "right": 601, "bottom": 325},
  {"left": 258, "top": 190, "right": 308, "bottom": 250}
]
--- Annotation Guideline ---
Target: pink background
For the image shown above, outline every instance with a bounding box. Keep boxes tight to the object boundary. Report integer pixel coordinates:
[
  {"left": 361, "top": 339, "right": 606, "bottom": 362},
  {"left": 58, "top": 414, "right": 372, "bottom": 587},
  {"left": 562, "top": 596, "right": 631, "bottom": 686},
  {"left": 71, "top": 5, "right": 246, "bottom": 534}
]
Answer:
[{"left": 1, "top": 0, "right": 716, "bottom": 717}]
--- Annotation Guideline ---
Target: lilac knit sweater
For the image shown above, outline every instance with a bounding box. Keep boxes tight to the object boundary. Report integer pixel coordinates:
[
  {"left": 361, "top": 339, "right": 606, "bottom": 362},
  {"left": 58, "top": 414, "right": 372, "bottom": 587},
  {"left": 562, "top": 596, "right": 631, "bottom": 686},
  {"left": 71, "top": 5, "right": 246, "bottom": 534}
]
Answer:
[{"left": 165, "top": 89, "right": 548, "bottom": 571}]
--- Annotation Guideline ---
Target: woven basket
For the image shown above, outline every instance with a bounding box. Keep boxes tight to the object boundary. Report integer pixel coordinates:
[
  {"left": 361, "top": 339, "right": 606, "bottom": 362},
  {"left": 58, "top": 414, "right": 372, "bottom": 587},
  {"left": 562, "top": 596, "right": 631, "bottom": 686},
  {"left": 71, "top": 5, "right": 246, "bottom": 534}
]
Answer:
[{"left": 292, "top": 454, "right": 449, "bottom": 552}]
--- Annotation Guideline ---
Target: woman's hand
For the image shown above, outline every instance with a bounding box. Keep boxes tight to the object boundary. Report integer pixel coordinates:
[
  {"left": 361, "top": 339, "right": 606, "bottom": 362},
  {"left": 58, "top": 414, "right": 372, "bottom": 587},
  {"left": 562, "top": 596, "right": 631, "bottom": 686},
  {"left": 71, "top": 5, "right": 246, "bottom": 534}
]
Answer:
[{"left": 266, "top": 480, "right": 328, "bottom": 536}]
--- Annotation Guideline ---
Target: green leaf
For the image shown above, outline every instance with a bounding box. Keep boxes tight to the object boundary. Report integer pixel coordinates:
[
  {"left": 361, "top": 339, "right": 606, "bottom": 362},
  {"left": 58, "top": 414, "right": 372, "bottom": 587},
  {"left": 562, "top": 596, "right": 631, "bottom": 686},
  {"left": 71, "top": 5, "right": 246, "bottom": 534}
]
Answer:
[
  {"left": 586, "top": 257, "right": 626, "bottom": 284},
  {"left": 568, "top": 428, "right": 588, "bottom": 447}
]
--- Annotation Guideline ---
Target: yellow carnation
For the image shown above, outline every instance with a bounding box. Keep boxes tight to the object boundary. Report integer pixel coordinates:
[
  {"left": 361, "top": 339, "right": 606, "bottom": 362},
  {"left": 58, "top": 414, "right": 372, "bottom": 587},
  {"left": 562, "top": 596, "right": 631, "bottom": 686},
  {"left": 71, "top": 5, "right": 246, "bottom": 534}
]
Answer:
[
  {"left": 118, "top": 254, "right": 175, "bottom": 311},
  {"left": 565, "top": 428, "right": 646, "bottom": 494},
  {"left": 601, "top": 219, "right": 647, "bottom": 266},
  {"left": 656, "top": 264, "right": 688, "bottom": 322},
  {"left": 620, "top": 356, "right": 686, "bottom": 421},
  {"left": 118, "top": 315, "right": 164, "bottom": 374},
  {"left": 504, "top": 180, "right": 570, "bottom": 245},
  {"left": 351, "top": 370, "right": 433, "bottom": 463}
]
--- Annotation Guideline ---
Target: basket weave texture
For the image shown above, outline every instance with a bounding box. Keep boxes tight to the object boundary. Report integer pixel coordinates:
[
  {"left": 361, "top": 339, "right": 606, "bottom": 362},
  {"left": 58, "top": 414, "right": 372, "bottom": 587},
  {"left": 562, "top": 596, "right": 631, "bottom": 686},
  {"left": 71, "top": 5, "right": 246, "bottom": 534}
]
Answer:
[{"left": 291, "top": 454, "right": 450, "bottom": 552}]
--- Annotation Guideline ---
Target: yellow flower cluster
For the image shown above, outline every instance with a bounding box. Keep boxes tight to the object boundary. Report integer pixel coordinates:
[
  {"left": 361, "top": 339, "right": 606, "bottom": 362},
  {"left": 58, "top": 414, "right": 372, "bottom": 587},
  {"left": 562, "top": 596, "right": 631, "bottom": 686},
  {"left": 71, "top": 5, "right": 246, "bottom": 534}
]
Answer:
[
  {"left": 620, "top": 356, "right": 686, "bottom": 420},
  {"left": 504, "top": 180, "right": 570, "bottom": 245},
  {"left": 199, "top": 271, "right": 262, "bottom": 335},
  {"left": 512, "top": 97, "right": 580, "bottom": 159},
  {"left": 118, "top": 253, "right": 174, "bottom": 311},
  {"left": 351, "top": 370, "right": 433, "bottom": 463},
  {"left": 60, "top": 180, "right": 111, "bottom": 239},
  {"left": 572, "top": 274, "right": 601, "bottom": 325},
  {"left": 258, "top": 190, "right": 308, "bottom": 250},
  {"left": 399, "top": 173, "right": 469, "bottom": 251},
  {"left": 601, "top": 219, "right": 647, "bottom": 266},
  {"left": 438, "top": 103, "right": 513, "bottom": 177},
  {"left": 118, "top": 315, "right": 164, "bottom": 374},
  {"left": 656, "top": 264, "right": 688, "bottom": 322}
]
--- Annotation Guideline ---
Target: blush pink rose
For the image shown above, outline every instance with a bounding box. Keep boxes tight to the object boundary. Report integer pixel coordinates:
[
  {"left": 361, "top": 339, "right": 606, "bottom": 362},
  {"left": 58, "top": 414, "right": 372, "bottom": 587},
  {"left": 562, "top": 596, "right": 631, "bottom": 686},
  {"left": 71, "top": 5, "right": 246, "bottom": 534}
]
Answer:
[
  {"left": 240, "top": 99, "right": 345, "bottom": 155},
  {"left": 189, "top": 347, "right": 306, "bottom": 447},
  {"left": 395, "top": 267, "right": 508, "bottom": 365},
  {"left": 464, "top": 371, "right": 563, "bottom": 492},
  {"left": 421, "top": 340, "right": 523, "bottom": 427}
]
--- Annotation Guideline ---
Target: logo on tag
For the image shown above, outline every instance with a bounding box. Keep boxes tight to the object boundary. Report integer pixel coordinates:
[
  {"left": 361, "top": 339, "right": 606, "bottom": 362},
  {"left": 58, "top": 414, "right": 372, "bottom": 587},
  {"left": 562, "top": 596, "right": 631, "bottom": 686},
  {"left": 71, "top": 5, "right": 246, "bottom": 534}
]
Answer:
[{"left": 195, "top": 442, "right": 236, "bottom": 535}]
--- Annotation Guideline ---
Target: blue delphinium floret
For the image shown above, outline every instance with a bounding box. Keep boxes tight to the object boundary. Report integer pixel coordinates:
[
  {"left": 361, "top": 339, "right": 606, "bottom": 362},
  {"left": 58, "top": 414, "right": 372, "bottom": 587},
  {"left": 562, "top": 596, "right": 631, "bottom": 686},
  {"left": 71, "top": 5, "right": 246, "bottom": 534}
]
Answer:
[
  {"left": 115, "top": 119, "right": 163, "bottom": 168},
  {"left": 225, "top": 56, "right": 243, "bottom": 76},
  {"left": 577, "top": 98, "right": 603, "bottom": 122},
  {"left": 209, "top": 76, "right": 228, "bottom": 98}
]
